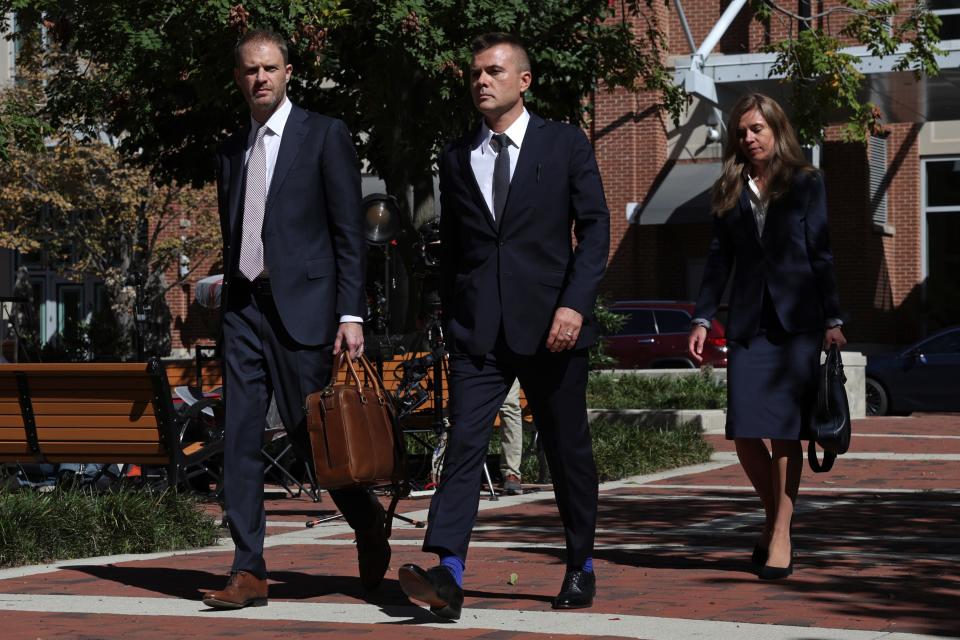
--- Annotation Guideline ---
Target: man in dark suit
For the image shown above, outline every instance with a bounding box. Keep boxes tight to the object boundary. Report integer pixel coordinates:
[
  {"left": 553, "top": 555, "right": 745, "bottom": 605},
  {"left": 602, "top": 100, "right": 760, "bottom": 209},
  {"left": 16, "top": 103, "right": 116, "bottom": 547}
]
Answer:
[
  {"left": 202, "top": 30, "right": 389, "bottom": 609},
  {"left": 398, "top": 32, "right": 610, "bottom": 620}
]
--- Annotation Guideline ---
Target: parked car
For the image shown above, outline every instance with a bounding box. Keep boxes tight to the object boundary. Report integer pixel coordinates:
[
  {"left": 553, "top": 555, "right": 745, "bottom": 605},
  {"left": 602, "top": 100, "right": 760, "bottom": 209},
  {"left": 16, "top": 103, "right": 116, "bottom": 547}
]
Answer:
[
  {"left": 865, "top": 325, "right": 960, "bottom": 416},
  {"left": 603, "top": 300, "right": 728, "bottom": 369}
]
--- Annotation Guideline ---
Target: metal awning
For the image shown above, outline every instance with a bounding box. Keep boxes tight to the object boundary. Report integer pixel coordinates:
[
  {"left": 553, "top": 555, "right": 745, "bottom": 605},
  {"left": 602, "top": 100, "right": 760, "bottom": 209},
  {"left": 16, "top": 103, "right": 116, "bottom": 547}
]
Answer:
[
  {"left": 627, "top": 162, "right": 720, "bottom": 225},
  {"left": 673, "top": 40, "right": 960, "bottom": 122}
]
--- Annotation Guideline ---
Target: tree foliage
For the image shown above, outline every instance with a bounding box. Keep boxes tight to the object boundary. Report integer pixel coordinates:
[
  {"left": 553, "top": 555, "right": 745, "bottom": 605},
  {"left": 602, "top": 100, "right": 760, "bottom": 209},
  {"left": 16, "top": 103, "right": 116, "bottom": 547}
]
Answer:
[
  {"left": 0, "top": 135, "right": 220, "bottom": 360},
  {"left": 0, "top": 2, "right": 682, "bottom": 210},
  {"left": 752, "top": 0, "right": 942, "bottom": 142}
]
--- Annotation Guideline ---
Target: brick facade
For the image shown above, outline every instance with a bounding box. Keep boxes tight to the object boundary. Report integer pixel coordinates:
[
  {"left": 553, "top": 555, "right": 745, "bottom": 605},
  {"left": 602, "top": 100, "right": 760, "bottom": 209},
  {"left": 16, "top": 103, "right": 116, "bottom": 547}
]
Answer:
[{"left": 591, "top": 0, "right": 936, "bottom": 346}]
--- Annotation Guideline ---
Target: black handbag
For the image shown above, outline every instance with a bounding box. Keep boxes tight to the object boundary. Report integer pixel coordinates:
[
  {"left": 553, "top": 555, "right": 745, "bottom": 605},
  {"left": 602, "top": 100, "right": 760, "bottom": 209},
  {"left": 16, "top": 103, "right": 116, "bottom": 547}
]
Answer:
[{"left": 807, "top": 344, "right": 852, "bottom": 472}]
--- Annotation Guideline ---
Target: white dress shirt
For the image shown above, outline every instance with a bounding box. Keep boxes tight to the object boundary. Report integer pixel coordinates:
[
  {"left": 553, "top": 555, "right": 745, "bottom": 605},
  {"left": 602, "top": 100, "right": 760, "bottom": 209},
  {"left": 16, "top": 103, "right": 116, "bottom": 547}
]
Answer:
[
  {"left": 244, "top": 98, "right": 361, "bottom": 324},
  {"left": 745, "top": 174, "right": 768, "bottom": 237},
  {"left": 244, "top": 97, "right": 293, "bottom": 190},
  {"left": 470, "top": 108, "right": 530, "bottom": 218}
]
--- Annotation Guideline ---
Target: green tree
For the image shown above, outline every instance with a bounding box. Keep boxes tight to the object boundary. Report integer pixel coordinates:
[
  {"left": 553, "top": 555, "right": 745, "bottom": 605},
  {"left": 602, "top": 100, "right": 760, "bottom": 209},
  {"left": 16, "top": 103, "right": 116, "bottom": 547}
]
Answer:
[
  {"left": 0, "top": 136, "right": 220, "bottom": 360},
  {"left": 751, "top": 0, "right": 942, "bottom": 142}
]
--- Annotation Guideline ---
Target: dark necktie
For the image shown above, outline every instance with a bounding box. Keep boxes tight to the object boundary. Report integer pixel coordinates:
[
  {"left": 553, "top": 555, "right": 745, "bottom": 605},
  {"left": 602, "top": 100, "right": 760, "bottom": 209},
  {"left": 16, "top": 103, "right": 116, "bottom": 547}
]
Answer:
[{"left": 491, "top": 133, "right": 511, "bottom": 221}]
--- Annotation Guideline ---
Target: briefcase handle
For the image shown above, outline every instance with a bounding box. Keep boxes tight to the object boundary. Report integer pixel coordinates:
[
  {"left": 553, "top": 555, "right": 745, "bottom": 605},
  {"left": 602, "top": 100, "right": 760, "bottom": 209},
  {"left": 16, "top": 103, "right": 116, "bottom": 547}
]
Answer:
[{"left": 334, "top": 351, "right": 388, "bottom": 403}]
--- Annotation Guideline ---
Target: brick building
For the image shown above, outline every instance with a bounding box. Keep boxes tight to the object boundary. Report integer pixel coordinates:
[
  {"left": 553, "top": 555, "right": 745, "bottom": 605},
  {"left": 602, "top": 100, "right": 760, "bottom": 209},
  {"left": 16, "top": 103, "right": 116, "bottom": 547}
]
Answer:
[{"left": 593, "top": 0, "right": 960, "bottom": 346}]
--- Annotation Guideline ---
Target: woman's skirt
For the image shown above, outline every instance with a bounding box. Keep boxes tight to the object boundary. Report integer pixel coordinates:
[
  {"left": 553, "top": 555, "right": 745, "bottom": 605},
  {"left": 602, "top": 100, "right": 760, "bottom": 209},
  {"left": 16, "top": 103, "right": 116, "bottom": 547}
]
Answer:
[{"left": 725, "top": 310, "right": 821, "bottom": 441}]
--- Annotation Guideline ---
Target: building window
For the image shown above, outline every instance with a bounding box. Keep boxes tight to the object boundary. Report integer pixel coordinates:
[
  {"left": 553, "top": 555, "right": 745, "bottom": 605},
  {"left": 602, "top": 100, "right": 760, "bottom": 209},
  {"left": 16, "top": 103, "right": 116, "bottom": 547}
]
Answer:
[
  {"left": 922, "top": 157, "right": 960, "bottom": 328},
  {"left": 930, "top": 0, "right": 960, "bottom": 41},
  {"left": 57, "top": 284, "right": 83, "bottom": 345}
]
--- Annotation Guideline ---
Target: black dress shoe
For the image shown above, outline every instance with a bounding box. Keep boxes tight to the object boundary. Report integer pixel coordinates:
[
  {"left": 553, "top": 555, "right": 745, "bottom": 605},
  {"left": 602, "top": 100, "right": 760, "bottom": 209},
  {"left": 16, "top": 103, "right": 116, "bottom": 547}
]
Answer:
[
  {"left": 355, "top": 506, "right": 391, "bottom": 590},
  {"left": 751, "top": 544, "right": 769, "bottom": 566},
  {"left": 552, "top": 569, "right": 596, "bottom": 609},
  {"left": 398, "top": 564, "right": 464, "bottom": 620}
]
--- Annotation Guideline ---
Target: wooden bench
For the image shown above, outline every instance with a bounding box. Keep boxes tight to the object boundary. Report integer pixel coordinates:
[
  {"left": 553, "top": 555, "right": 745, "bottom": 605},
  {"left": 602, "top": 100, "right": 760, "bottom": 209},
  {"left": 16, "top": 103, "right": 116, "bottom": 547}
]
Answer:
[
  {"left": 0, "top": 358, "right": 222, "bottom": 488},
  {"left": 168, "top": 351, "right": 534, "bottom": 427}
]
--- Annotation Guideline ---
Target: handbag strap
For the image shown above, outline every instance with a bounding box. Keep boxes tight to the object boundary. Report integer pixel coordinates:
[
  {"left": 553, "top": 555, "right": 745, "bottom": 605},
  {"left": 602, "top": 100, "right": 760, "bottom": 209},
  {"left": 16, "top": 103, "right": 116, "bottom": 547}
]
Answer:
[
  {"left": 819, "top": 344, "right": 847, "bottom": 416},
  {"left": 807, "top": 440, "right": 836, "bottom": 473}
]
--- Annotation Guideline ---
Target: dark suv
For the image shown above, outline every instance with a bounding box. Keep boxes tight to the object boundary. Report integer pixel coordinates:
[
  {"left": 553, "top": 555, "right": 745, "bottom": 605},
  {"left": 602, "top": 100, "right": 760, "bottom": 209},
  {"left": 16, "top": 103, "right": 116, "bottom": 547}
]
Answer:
[{"left": 602, "top": 300, "right": 728, "bottom": 369}]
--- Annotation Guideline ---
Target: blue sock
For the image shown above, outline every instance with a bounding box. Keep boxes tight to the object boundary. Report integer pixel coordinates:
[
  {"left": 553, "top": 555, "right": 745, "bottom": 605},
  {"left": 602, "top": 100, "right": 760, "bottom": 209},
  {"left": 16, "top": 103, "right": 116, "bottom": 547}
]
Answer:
[
  {"left": 582, "top": 557, "right": 593, "bottom": 573},
  {"left": 440, "top": 555, "right": 464, "bottom": 587}
]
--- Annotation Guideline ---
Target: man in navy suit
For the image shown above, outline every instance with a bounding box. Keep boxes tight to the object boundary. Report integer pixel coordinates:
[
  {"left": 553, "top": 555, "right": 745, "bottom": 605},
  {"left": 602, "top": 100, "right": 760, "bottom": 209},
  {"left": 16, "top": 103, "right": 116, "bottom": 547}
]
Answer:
[
  {"left": 203, "top": 30, "right": 390, "bottom": 609},
  {"left": 398, "top": 32, "right": 610, "bottom": 619}
]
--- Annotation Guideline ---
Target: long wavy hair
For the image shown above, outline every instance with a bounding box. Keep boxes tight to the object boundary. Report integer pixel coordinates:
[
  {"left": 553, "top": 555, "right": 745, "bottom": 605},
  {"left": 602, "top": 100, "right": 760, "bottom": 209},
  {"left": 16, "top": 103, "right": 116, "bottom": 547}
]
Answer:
[{"left": 711, "top": 93, "right": 815, "bottom": 216}]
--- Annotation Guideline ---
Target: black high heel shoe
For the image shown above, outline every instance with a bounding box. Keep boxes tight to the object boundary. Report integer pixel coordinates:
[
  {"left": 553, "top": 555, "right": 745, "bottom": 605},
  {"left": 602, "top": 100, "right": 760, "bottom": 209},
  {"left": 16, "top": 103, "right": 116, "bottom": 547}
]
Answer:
[
  {"left": 758, "top": 550, "right": 794, "bottom": 580},
  {"left": 758, "top": 560, "right": 793, "bottom": 580},
  {"left": 751, "top": 544, "right": 768, "bottom": 566}
]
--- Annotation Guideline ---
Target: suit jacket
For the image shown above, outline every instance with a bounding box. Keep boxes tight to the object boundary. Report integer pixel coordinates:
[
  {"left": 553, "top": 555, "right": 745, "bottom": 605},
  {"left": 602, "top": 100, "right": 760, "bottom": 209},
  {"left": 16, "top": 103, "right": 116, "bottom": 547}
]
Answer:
[
  {"left": 438, "top": 112, "right": 610, "bottom": 356},
  {"left": 693, "top": 170, "right": 841, "bottom": 343},
  {"left": 215, "top": 104, "right": 366, "bottom": 346}
]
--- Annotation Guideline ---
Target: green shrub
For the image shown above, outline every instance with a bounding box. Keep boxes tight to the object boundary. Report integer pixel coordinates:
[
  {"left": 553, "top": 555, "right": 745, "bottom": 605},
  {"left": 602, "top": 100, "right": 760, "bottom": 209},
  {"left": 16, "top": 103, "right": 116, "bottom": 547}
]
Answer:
[
  {"left": 0, "top": 487, "right": 219, "bottom": 568},
  {"left": 589, "top": 418, "right": 713, "bottom": 482},
  {"left": 486, "top": 418, "right": 712, "bottom": 483},
  {"left": 587, "top": 368, "right": 726, "bottom": 410}
]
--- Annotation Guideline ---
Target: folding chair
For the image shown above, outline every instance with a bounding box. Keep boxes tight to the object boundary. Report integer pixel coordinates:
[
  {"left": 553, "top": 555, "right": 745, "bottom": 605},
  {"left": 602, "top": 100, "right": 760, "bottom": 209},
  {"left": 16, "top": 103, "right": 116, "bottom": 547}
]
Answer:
[{"left": 261, "top": 398, "right": 320, "bottom": 502}]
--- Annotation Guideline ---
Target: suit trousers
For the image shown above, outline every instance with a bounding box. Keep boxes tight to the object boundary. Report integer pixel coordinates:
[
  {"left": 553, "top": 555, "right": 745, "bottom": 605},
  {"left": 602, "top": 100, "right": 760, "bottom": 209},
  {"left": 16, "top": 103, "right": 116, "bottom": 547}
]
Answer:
[
  {"left": 423, "top": 337, "right": 597, "bottom": 567},
  {"left": 222, "top": 278, "right": 379, "bottom": 578}
]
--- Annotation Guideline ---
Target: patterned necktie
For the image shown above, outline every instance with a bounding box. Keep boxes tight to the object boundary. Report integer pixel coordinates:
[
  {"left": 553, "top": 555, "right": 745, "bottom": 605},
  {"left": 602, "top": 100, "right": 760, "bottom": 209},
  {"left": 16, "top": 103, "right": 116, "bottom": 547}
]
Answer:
[
  {"left": 238, "top": 125, "right": 268, "bottom": 281},
  {"left": 491, "top": 132, "right": 511, "bottom": 221}
]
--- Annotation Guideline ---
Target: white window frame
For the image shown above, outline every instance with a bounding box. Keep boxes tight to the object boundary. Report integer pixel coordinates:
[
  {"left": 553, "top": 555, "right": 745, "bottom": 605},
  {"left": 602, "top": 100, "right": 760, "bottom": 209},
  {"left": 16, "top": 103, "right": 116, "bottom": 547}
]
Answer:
[{"left": 920, "top": 156, "right": 960, "bottom": 284}]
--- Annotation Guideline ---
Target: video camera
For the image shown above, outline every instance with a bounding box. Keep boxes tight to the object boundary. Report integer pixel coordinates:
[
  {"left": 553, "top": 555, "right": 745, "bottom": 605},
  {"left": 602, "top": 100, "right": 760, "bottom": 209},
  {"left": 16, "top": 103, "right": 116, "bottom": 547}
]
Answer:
[{"left": 394, "top": 352, "right": 437, "bottom": 418}]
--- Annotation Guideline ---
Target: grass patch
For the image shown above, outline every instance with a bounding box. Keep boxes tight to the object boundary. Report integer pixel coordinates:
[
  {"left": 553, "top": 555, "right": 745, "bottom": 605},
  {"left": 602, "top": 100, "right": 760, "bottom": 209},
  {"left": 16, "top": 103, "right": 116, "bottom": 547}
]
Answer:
[
  {"left": 0, "top": 487, "right": 219, "bottom": 568},
  {"left": 589, "top": 418, "right": 713, "bottom": 482},
  {"left": 587, "top": 368, "right": 726, "bottom": 410}
]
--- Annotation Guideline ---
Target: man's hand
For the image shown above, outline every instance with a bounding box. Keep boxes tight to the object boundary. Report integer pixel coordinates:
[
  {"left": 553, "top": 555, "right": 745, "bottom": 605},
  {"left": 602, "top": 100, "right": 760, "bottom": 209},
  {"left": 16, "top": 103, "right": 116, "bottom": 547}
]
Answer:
[
  {"left": 333, "top": 322, "right": 364, "bottom": 359},
  {"left": 823, "top": 326, "right": 847, "bottom": 351},
  {"left": 546, "top": 307, "right": 583, "bottom": 352},
  {"left": 688, "top": 325, "right": 707, "bottom": 365}
]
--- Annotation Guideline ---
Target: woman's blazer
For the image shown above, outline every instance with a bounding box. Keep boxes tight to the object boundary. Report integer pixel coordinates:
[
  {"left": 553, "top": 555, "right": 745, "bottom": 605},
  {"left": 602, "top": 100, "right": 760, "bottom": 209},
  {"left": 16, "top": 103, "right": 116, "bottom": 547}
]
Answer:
[{"left": 693, "top": 170, "right": 841, "bottom": 343}]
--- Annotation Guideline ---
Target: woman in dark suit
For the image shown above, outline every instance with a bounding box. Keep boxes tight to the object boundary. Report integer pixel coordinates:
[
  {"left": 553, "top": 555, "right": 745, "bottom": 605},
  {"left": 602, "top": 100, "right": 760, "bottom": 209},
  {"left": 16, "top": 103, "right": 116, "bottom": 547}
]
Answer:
[{"left": 687, "top": 93, "right": 846, "bottom": 580}]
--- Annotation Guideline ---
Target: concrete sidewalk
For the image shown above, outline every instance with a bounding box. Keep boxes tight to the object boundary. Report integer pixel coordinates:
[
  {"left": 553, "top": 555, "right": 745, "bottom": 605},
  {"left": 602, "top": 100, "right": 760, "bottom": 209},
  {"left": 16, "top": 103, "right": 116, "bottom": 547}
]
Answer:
[{"left": 1, "top": 414, "right": 958, "bottom": 639}]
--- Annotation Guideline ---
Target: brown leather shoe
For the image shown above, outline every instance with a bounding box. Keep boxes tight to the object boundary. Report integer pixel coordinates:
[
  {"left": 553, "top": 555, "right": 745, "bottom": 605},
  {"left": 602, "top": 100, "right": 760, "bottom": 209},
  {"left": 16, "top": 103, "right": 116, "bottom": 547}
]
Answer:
[
  {"left": 202, "top": 571, "right": 268, "bottom": 609},
  {"left": 502, "top": 473, "right": 522, "bottom": 495},
  {"left": 355, "top": 504, "right": 391, "bottom": 590}
]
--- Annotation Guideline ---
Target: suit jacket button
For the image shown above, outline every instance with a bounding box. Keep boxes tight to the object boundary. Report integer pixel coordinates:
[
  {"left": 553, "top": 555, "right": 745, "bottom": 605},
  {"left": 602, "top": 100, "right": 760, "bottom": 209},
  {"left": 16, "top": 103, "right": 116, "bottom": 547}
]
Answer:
[{"left": 498, "top": 240, "right": 505, "bottom": 247}]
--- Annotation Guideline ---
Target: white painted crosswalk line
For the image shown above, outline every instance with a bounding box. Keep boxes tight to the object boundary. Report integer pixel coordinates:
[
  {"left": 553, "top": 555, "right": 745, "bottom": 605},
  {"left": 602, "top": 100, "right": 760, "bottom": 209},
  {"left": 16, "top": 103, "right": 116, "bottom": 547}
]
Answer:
[{"left": 0, "top": 594, "right": 953, "bottom": 640}]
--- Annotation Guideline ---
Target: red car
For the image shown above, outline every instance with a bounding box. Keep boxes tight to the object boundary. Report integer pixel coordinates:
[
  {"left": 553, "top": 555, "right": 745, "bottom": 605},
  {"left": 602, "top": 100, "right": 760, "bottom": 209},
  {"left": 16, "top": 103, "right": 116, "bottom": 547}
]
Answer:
[{"left": 602, "top": 300, "right": 728, "bottom": 369}]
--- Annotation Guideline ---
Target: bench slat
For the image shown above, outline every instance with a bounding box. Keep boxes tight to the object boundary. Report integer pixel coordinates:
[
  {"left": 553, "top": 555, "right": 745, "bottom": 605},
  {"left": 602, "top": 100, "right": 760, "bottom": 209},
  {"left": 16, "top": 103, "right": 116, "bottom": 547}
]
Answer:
[
  {"left": 0, "top": 401, "right": 154, "bottom": 416},
  {"left": 1, "top": 390, "right": 156, "bottom": 403},
  {"left": 25, "top": 442, "right": 169, "bottom": 455},
  {"left": 0, "top": 415, "right": 160, "bottom": 428},
  {"left": 7, "top": 377, "right": 154, "bottom": 392},
  {"left": 0, "top": 363, "right": 149, "bottom": 373},
  {"left": 0, "top": 443, "right": 31, "bottom": 457},
  {"left": 0, "top": 427, "right": 161, "bottom": 442},
  {"left": 40, "top": 452, "right": 171, "bottom": 464}
]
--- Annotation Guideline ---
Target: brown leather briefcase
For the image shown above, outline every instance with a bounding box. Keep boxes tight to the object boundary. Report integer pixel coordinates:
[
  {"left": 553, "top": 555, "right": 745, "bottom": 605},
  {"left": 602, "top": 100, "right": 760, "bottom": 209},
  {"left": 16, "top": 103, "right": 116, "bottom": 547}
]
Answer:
[{"left": 305, "top": 352, "right": 404, "bottom": 489}]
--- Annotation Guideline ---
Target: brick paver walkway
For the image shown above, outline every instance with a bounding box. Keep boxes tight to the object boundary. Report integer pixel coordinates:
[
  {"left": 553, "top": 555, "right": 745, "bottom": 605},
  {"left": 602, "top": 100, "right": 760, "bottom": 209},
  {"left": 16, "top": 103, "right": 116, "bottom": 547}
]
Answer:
[{"left": 1, "top": 414, "right": 958, "bottom": 639}]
